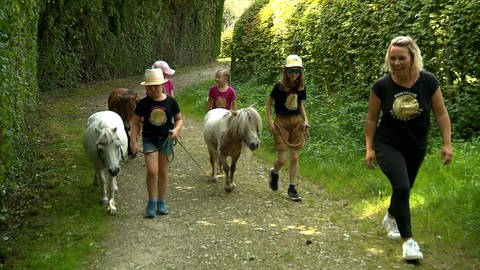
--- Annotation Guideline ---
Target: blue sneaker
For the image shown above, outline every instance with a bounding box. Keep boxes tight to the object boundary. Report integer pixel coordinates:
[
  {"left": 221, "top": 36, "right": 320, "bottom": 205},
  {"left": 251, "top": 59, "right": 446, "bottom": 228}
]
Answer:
[
  {"left": 157, "top": 200, "right": 169, "bottom": 215},
  {"left": 145, "top": 199, "right": 156, "bottom": 218}
]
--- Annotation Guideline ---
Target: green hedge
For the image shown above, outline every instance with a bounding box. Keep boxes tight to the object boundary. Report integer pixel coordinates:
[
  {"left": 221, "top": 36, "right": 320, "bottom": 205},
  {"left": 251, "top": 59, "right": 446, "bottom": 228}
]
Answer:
[
  {"left": 0, "top": 0, "right": 224, "bottom": 203},
  {"left": 0, "top": 1, "right": 39, "bottom": 189},
  {"left": 232, "top": 0, "right": 479, "bottom": 139},
  {"left": 38, "top": 0, "right": 224, "bottom": 90}
]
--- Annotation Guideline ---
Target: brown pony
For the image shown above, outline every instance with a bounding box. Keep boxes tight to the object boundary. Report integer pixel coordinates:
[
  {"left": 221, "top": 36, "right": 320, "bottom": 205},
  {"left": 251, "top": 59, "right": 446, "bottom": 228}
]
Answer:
[{"left": 108, "top": 88, "right": 138, "bottom": 156}]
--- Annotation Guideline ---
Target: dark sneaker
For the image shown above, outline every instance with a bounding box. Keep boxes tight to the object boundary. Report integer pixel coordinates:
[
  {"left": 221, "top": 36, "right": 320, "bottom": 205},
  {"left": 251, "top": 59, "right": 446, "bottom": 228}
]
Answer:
[
  {"left": 145, "top": 199, "right": 156, "bottom": 218},
  {"left": 288, "top": 188, "right": 302, "bottom": 201},
  {"left": 269, "top": 168, "right": 279, "bottom": 191},
  {"left": 157, "top": 200, "right": 169, "bottom": 215}
]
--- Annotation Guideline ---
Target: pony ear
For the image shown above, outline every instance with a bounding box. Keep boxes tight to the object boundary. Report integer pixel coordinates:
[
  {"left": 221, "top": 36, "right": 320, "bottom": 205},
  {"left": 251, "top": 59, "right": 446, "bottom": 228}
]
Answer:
[
  {"left": 230, "top": 109, "right": 238, "bottom": 116},
  {"left": 95, "top": 127, "right": 102, "bottom": 135}
]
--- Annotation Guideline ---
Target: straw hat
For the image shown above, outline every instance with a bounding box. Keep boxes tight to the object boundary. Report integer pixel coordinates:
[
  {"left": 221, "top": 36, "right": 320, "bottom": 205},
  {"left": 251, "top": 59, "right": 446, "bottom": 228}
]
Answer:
[
  {"left": 285, "top": 54, "right": 303, "bottom": 68},
  {"left": 152, "top": 60, "right": 175, "bottom": 75},
  {"left": 140, "top": 69, "right": 168, "bottom": 86}
]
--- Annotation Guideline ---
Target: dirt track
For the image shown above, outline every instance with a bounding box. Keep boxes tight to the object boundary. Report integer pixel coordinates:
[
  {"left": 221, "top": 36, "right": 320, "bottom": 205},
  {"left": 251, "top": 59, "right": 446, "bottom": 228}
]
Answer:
[{"left": 81, "top": 63, "right": 459, "bottom": 270}]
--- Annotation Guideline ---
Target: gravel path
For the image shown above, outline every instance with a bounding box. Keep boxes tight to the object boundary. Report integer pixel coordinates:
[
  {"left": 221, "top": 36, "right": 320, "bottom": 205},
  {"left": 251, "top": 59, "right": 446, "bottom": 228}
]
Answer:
[{"left": 81, "top": 63, "right": 459, "bottom": 270}]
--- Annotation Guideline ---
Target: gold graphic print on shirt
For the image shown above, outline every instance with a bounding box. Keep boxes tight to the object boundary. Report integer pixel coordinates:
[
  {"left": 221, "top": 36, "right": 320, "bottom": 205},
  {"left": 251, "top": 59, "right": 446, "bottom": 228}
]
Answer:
[
  {"left": 391, "top": 93, "right": 421, "bottom": 121},
  {"left": 149, "top": 108, "right": 167, "bottom": 126},
  {"left": 285, "top": 93, "right": 298, "bottom": 111},
  {"left": 215, "top": 97, "right": 227, "bottom": 108}
]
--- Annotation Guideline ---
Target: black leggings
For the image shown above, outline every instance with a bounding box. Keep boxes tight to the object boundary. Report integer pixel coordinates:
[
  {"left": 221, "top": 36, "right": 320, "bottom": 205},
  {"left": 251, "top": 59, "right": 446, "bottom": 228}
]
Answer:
[{"left": 375, "top": 139, "right": 426, "bottom": 239}]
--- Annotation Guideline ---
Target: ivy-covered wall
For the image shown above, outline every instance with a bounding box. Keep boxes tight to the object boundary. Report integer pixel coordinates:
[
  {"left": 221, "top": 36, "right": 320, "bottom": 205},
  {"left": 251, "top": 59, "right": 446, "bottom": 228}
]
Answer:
[
  {"left": 38, "top": 0, "right": 224, "bottom": 90},
  {"left": 0, "top": 1, "right": 39, "bottom": 186},
  {"left": 232, "top": 0, "right": 479, "bottom": 138}
]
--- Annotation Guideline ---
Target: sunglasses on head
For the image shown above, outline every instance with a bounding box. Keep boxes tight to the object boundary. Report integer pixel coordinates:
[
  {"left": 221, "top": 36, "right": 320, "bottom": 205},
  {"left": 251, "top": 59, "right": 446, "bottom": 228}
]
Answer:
[{"left": 286, "top": 69, "right": 302, "bottom": 74}]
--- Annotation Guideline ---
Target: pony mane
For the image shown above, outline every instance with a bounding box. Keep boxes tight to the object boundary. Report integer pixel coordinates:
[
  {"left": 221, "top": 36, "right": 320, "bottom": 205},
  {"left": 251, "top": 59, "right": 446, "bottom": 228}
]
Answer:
[
  {"left": 230, "top": 107, "right": 262, "bottom": 138},
  {"left": 96, "top": 127, "right": 116, "bottom": 145}
]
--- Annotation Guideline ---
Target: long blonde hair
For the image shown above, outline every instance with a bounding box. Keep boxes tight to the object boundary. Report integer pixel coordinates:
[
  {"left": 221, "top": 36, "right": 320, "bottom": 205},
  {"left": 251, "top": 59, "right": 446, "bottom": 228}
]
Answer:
[
  {"left": 383, "top": 36, "right": 423, "bottom": 73},
  {"left": 280, "top": 68, "right": 305, "bottom": 91}
]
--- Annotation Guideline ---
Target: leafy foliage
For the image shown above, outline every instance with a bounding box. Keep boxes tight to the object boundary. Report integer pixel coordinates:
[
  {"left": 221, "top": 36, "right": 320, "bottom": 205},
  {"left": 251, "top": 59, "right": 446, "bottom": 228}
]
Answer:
[
  {"left": 0, "top": 0, "right": 39, "bottom": 199},
  {"left": 37, "top": 0, "right": 225, "bottom": 90},
  {"left": 232, "top": 0, "right": 479, "bottom": 139}
]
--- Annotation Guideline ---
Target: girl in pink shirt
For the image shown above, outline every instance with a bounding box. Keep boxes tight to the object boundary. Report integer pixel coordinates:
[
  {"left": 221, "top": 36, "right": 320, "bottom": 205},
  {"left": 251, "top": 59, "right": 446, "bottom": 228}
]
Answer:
[
  {"left": 152, "top": 60, "right": 176, "bottom": 97},
  {"left": 206, "top": 68, "right": 237, "bottom": 111}
]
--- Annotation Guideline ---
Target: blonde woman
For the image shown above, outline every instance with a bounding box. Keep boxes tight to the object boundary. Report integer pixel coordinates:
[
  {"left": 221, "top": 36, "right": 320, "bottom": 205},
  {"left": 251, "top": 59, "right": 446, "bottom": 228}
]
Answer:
[{"left": 365, "top": 36, "right": 452, "bottom": 260}]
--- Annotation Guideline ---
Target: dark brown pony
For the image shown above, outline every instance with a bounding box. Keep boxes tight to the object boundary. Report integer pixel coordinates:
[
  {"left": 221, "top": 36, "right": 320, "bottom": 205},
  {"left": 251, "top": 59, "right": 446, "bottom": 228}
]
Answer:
[{"left": 108, "top": 88, "right": 138, "bottom": 157}]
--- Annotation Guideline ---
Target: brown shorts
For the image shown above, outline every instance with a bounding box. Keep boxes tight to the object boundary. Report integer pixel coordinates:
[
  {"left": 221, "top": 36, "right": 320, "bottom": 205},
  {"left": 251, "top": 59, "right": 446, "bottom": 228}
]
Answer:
[{"left": 273, "top": 114, "right": 305, "bottom": 150}]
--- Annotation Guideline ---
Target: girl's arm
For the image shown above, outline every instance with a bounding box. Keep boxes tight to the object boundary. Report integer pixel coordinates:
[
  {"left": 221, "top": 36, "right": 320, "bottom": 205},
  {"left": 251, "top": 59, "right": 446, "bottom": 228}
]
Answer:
[
  {"left": 230, "top": 99, "right": 237, "bottom": 111},
  {"left": 206, "top": 97, "right": 212, "bottom": 111},
  {"left": 365, "top": 91, "right": 381, "bottom": 168},
  {"left": 266, "top": 96, "right": 274, "bottom": 133},
  {"left": 170, "top": 112, "right": 183, "bottom": 140},
  {"left": 299, "top": 101, "right": 309, "bottom": 130},
  {"left": 130, "top": 114, "right": 142, "bottom": 155},
  {"left": 431, "top": 87, "right": 453, "bottom": 164}
]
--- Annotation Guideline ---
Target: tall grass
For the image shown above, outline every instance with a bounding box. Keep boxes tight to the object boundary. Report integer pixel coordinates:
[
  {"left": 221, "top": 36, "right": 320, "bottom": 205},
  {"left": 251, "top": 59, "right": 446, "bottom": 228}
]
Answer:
[{"left": 178, "top": 79, "right": 480, "bottom": 259}]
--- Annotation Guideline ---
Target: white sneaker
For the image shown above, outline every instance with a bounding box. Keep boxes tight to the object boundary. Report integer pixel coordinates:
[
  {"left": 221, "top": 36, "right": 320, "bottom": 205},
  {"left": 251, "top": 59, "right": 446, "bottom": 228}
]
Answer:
[
  {"left": 382, "top": 213, "right": 401, "bottom": 240},
  {"left": 402, "top": 239, "right": 424, "bottom": 260}
]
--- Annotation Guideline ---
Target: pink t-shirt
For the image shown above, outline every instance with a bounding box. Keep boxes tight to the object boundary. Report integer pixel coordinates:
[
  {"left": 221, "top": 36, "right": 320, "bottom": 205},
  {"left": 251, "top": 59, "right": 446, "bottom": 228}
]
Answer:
[
  {"left": 164, "top": 78, "right": 175, "bottom": 96},
  {"left": 208, "top": 85, "right": 237, "bottom": 110}
]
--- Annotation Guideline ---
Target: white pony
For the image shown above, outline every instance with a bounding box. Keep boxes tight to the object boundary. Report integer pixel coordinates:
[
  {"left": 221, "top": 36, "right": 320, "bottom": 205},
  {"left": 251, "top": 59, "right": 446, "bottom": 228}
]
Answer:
[
  {"left": 83, "top": 111, "right": 128, "bottom": 214},
  {"left": 203, "top": 107, "right": 262, "bottom": 192}
]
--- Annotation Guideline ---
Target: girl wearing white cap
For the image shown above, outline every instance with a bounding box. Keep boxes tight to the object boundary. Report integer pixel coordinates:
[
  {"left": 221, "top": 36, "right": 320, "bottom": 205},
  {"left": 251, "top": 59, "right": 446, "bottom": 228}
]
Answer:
[
  {"left": 266, "top": 55, "right": 309, "bottom": 201},
  {"left": 152, "top": 60, "right": 176, "bottom": 97}
]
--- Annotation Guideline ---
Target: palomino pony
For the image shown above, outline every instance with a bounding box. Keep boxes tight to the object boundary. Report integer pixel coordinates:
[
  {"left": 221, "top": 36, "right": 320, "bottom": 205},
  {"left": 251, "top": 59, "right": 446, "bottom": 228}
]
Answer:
[
  {"left": 108, "top": 88, "right": 138, "bottom": 157},
  {"left": 83, "top": 111, "right": 128, "bottom": 214},
  {"left": 203, "top": 107, "right": 262, "bottom": 192}
]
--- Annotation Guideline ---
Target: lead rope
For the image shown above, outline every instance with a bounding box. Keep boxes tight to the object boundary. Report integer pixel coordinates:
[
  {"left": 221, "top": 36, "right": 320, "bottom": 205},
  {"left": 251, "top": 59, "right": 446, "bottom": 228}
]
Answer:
[{"left": 162, "top": 133, "right": 176, "bottom": 162}]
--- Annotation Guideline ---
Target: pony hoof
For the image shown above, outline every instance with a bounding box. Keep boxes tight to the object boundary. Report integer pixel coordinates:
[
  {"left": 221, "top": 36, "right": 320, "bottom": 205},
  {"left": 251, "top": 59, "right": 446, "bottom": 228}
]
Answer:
[
  {"left": 108, "top": 206, "right": 117, "bottom": 215},
  {"left": 100, "top": 198, "right": 109, "bottom": 205},
  {"left": 224, "top": 186, "right": 234, "bottom": 193}
]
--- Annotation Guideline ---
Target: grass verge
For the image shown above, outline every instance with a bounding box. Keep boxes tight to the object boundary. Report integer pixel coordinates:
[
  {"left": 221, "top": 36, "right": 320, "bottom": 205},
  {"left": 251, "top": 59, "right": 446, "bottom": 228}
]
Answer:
[{"left": 177, "top": 78, "right": 480, "bottom": 267}]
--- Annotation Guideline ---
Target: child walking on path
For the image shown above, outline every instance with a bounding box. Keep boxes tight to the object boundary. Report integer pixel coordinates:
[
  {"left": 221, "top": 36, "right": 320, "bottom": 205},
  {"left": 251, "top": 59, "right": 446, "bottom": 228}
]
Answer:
[
  {"left": 152, "top": 60, "right": 176, "bottom": 97},
  {"left": 206, "top": 68, "right": 237, "bottom": 111},
  {"left": 266, "top": 55, "right": 309, "bottom": 201},
  {"left": 130, "top": 68, "right": 183, "bottom": 218}
]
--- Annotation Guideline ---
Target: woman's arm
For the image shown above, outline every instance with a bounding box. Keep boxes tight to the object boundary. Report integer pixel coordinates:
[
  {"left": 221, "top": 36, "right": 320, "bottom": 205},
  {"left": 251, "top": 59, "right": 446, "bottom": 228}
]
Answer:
[
  {"left": 365, "top": 91, "right": 381, "bottom": 168},
  {"left": 431, "top": 87, "right": 453, "bottom": 164}
]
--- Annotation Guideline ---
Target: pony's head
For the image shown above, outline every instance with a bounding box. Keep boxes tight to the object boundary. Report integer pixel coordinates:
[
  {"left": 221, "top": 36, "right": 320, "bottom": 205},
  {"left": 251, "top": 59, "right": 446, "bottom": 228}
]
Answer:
[
  {"left": 108, "top": 88, "right": 138, "bottom": 126},
  {"left": 95, "top": 127, "right": 124, "bottom": 176},
  {"left": 232, "top": 107, "right": 262, "bottom": 150}
]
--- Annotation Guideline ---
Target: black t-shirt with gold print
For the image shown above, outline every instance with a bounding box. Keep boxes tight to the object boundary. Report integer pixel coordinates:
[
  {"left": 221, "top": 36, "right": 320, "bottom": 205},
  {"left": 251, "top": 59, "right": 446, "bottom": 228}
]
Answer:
[
  {"left": 373, "top": 70, "right": 439, "bottom": 148},
  {"left": 134, "top": 96, "right": 180, "bottom": 139},
  {"left": 270, "top": 81, "right": 306, "bottom": 115}
]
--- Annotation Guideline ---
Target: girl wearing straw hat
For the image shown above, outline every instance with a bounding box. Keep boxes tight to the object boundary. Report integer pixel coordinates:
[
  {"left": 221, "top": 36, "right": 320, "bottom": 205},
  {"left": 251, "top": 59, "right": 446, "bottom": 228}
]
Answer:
[{"left": 130, "top": 68, "right": 183, "bottom": 218}]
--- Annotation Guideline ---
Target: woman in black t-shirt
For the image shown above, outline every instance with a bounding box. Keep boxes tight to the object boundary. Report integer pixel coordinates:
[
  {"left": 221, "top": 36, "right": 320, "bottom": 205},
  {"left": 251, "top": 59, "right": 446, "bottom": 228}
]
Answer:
[{"left": 365, "top": 36, "right": 452, "bottom": 261}]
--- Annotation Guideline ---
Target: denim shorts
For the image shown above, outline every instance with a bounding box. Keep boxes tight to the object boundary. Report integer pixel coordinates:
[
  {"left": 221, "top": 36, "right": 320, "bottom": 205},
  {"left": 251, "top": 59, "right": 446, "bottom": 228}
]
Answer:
[{"left": 142, "top": 136, "right": 170, "bottom": 154}]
